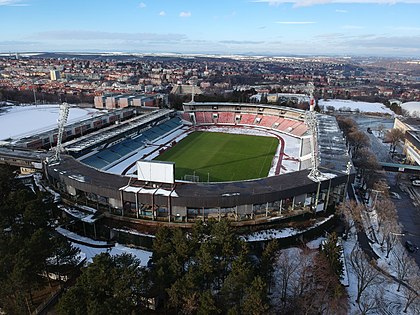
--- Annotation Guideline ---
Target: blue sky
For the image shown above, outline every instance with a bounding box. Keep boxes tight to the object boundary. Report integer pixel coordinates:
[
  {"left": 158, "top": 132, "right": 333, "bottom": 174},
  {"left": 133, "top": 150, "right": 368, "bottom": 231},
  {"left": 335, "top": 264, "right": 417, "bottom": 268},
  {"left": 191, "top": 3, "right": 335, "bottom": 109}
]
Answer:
[{"left": 0, "top": 0, "right": 420, "bottom": 57}]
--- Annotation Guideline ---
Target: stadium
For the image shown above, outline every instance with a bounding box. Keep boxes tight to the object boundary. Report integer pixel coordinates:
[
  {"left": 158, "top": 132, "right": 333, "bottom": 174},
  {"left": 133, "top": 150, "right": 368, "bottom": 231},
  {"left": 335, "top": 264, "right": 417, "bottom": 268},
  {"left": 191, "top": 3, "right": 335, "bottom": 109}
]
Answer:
[{"left": 7, "top": 100, "right": 352, "bottom": 230}]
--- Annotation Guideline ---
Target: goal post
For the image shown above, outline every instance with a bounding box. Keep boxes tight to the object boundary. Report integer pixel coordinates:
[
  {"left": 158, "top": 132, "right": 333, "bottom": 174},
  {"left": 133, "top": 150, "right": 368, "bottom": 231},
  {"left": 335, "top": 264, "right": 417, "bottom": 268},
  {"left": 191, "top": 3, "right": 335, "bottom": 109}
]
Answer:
[{"left": 184, "top": 174, "right": 200, "bottom": 182}]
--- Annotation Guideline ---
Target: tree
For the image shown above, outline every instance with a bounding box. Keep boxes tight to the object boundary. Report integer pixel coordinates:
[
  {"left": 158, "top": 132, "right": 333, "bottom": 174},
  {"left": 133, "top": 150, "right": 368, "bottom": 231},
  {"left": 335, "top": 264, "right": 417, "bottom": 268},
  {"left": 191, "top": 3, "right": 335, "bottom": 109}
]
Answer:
[
  {"left": 384, "top": 128, "right": 405, "bottom": 154},
  {"left": 353, "top": 148, "right": 380, "bottom": 189},
  {"left": 336, "top": 116, "right": 357, "bottom": 137},
  {"left": 259, "top": 240, "right": 279, "bottom": 293},
  {"left": 337, "top": 200, "right": 364, "bottom": 235},
  {"left": 57, "top": 253, "right": 149, "bottom": 315},
  {"left": 384, "top": 221, "right": 400, "bottom": 258},
  {"left": 321, "top": 232, "right": 344, "bottom": 279},
  {"left": 392, "top": 247, "right": 417, "bottom": 292},
  {"left": 0, "top": 166, "right": 80, "bottom": 314},
  {"left": 290, "top": 251, "right": 347, "bottom": 315},
  {"left": 401, "top": 274, "right": 420, "bottom": 313},
  {"left": 349, "top": 247, "right": 379, "bottom": 304},
  {"left": 241, "top": 276, "right": 270, "bottom": 315},
  {"left": 220, "top": 244, "right": 254, "bottom": 311},
  {"left": 348, "top": 130, "right": 370, "bottom": 159},
  {"left": 276, "top": 249, "right": 300, "bottom": 307}
]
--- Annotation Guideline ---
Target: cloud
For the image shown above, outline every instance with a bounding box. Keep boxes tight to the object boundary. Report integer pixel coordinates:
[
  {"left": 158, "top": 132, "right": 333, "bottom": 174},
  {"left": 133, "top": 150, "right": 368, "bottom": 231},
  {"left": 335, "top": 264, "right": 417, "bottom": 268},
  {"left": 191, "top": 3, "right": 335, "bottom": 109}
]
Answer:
[
  {"left": 389, "top": 26, "right": 420, "bottom": 31},
  {"left": 0, "top": 0, "right": 28, "bottom": 6},
  {"left": 219, "top": 40, "right": 265, "bottom": 44},
  {"left": 0, "top": 40, "right": 37, "bottom": 46},
  {"left": 138, "top": 2, "right": 146, "bottom": 8},
  {"left": 254, "top": 0, "right": 420, "bottom": 7},
  {"left": 275, "top": 21, "right": 316, "bottom": 24},
  {"left": 159, "top": 11, "right": 166, "bottom": 16},
  {"left": 345, "top": 35, "right": 420, "bottom": 49},
  {"left": 179, "top": 11, "right": 191, "bottom": 17},
  {"left": 30, "top": 30, "right": 187, "bottom": 42}
]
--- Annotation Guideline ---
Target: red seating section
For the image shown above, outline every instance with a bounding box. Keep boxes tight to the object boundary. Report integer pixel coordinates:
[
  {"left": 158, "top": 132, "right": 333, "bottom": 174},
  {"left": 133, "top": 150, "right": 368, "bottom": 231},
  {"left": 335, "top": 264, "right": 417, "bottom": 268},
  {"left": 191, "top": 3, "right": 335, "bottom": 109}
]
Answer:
[
  {"left": 186, "top": 111, "right": 308, "bottom": 136},
  {"left": 240, "top": 114, "right": 257, "bottom": 125},
  {"left": 258, "top": 115, "right": 278, "bottom": 128},
  {"left": 218, "top": 112, "right": 235, "bottom": 124}
]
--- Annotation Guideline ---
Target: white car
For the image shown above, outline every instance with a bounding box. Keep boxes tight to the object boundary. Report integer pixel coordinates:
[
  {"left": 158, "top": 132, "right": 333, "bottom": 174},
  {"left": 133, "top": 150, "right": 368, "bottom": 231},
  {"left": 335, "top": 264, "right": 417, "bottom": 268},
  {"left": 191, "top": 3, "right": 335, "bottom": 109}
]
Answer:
[
  {"left": 389, "top": 192, "right": 401, "bottom": 200},
  {"left": 412, "top": 180, "right": 420, "bottom": 187}
]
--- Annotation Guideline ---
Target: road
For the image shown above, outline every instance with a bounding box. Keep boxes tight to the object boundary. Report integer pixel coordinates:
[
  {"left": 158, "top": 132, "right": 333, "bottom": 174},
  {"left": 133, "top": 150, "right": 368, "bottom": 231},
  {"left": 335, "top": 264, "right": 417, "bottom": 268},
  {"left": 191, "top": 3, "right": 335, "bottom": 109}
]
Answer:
[
  {"left": 386, "top": 173, "right": 420, "bottom": 266},
  {"left": 353, "top": 115, "right": 420, "bottom": 266}
]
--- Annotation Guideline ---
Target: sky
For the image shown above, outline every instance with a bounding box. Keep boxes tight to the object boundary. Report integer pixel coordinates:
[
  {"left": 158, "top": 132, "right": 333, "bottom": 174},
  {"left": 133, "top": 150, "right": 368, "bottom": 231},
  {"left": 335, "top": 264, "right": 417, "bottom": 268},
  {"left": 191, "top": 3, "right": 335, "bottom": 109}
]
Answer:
[{"left": 0, "top": 0, "right": 420, "bottom": 57}]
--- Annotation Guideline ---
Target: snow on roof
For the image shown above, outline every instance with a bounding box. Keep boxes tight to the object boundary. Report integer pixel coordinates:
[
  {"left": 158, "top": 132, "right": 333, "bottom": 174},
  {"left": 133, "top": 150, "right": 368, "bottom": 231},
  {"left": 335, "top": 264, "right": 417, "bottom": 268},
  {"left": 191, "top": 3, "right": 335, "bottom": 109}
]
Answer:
[
  {"left": 319, "top": 99, "right": 394, "bottom": 115},
  {"left": 401, "top": 101, "right": 420, "bottom": 116},
  {"left": 0, "top": 104, "right": 100, "bottom": 141},
  {"left": 56, "top": 227, "right": 109, "bottom": 246}
]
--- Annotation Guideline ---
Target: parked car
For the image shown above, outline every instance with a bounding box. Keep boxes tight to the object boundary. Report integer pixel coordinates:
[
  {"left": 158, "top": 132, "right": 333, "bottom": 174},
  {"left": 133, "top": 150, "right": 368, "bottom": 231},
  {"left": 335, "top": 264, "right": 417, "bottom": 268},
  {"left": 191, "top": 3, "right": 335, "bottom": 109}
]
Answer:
[
  {"left": 405, "top": 240, "right": 419, "bottom": 253},
  {"left": 389, "top": 192, "right": 401, "bottom": 200},
  {"left": 412, "top": 180, "right": 420, "bottom": 187}
]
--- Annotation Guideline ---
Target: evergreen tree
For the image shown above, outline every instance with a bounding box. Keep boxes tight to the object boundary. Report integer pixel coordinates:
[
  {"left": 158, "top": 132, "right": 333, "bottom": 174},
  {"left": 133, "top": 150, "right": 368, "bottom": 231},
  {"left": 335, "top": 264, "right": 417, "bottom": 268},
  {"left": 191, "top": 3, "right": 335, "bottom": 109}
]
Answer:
[
  {"left": 57, "top": 253, "right": 149, "bottom": 315},
  {"left": 321, "top": 232, "right": 344, "bottom": 279},
  {"left": 241, "top": 276, "right": 270, "bottom": 315}
]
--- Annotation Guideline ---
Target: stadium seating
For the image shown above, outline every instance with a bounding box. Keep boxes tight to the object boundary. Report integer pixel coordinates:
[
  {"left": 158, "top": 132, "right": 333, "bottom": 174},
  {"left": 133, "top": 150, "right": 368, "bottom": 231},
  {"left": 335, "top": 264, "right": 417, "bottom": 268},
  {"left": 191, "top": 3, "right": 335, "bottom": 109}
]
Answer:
[
  {"left": 258, "top": 115, "right": 279, "bottom": 128},
  {"left": 291, "top": 124, "right": 308, "bottom": 137},
  {"left": 276, "top": 119, "right": 296, "bottom": 132},
  {"left": 189, "top": 109, "right": 308, "bottom": 137},
  {"left": 181, "top": 112, "right": 191, "bottom": 122},
  {"left": 82, "top": 155, "right": 109, "bottom": 169},
  {"left": 240, "top": 114, "right": 257, "bottom": 125},
  {"left": 218, "top": 112, "right": 235, "bottom": 124},
  {"left": 97, "top": 150, "right": 120, "bottom": 163}
]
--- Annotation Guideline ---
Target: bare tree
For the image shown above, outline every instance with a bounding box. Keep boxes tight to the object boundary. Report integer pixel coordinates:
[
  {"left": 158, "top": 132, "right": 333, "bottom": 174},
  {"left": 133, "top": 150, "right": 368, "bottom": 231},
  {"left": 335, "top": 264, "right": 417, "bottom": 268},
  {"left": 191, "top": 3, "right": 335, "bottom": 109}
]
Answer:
[
  {"left": 349, "top": 247, "right": 380, "bottom": 304},
  {"left": 290, "top": 252, "right": 348, "bottom": 315},
  {"left": 384, "top": 128, "right": 405, "bottom": 154},
  {"left": 357, "top": 286, "right": 380, "bottom": 315},
  {"left": 375, "top": 198, "right": 397, "bottom": 234},
  {"left": 385, "top": 221, "right": 401, "bottom": 258},
  {"left": 353, "top": 148, "right": 380, "bottom": 189},
  {"left": 336, "top": 116, "right": 357, "bottom": 137},
  {"left": 290, "top": 247, "right": 313, "bottom": 298},
  {"left": 338, "top": 200, "right": 364, "bottom": 236},
  {"left": 276, "top": 249, "right": 300, "bottom": 308},
  {"left": 348, "top": 130, "right": 370, "bottom": 159},
  {"left": 392, "top": 247, "right": 417, "bottom": 292},
  {"left": 402, "top": 275, "right": 420, "bottom": 313},
  {"left": 376, "top": 284, "right": 402, "bottom": 315}
]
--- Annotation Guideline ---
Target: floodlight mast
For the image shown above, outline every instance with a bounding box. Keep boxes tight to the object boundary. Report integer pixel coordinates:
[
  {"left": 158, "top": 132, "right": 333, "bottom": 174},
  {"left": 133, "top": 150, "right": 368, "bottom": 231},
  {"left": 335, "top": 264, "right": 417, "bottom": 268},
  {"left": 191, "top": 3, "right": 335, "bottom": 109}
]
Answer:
[
  {"left": 54, "top": 102, "right": 70, "bottom": 162},
  {"left": 305, "top": 83, "right": 321, "bottom": 181}
]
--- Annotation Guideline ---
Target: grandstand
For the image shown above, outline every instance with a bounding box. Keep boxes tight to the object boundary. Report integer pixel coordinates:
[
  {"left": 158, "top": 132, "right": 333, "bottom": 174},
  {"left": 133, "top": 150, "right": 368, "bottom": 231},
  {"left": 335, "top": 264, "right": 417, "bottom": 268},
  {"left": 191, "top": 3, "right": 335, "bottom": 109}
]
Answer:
[
  {"left": 80, "top": 117, "right": 183, "bottom": 170},
  {"left": 39, "top": 102, "right": 353, "bottom": 227},
  {"left": 181, "top": 103, "right": 308, "bottom": 138}
]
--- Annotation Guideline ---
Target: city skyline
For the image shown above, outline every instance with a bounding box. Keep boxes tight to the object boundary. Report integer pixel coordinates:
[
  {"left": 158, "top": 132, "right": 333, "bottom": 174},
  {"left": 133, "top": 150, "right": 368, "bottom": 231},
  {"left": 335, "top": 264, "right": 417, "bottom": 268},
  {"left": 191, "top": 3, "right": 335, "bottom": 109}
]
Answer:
[{"left": 1, "top": 0, "right": 420, "bottom": 57}]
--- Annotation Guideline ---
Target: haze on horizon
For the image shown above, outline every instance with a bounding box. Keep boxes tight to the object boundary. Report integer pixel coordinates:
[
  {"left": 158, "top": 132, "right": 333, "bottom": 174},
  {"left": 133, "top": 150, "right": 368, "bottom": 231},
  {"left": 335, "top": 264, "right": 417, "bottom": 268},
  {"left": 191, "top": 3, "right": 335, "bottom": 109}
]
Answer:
[{"left": 1, "top": 0, "right": 420, "bottom": 57}]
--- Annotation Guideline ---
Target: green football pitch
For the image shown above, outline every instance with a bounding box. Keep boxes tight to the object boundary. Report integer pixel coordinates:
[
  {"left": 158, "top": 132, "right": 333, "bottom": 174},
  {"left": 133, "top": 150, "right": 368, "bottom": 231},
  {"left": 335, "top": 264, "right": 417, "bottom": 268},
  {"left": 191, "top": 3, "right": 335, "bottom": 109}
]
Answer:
[{"left": 154, "top": 131, "right": 278, "bottom": 182}]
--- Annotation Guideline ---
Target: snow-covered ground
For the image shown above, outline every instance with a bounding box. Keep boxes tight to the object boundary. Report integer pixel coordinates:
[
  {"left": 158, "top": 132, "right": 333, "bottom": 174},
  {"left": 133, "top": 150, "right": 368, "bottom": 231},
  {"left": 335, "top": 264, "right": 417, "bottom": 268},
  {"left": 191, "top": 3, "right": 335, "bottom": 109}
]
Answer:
[
  {"left": 0, "top": 104, "right": 101, "bottom": 140},
  {"left": 319, "top": 99, "right": 394, "bottom": 115},
  {"left": 241, "top": 215, "right": 334, "bottom": 242},
  {"left": 56, "top": 227, "right": 152, "bottom": 266},
  {"left": 73, "top": 242, "right": 152, "bottom": 266}
]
